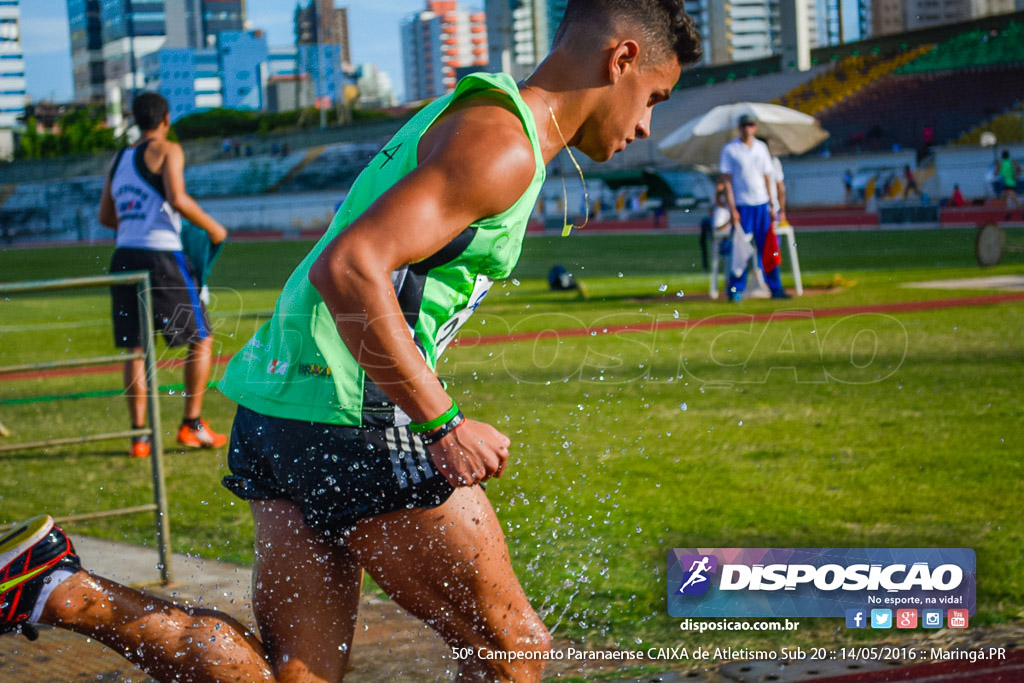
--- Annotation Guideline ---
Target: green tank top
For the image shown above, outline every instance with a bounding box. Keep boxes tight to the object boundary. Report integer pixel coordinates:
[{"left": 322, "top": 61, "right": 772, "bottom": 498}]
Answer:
[
  {"left": 999, "top": 159, "right": 1017, "bottom": 188},
  {"left": 218, "top": 73, "right": 546, "bottom": 426}
]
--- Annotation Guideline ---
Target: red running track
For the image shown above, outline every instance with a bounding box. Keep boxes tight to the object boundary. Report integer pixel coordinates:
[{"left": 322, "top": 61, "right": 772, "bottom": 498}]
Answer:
[
  {"left": 450, "top": 292, "right": 1024, "bottom": 348},
  {"left": 5, "top": 292, "right": 1024, "bottom": 382}
]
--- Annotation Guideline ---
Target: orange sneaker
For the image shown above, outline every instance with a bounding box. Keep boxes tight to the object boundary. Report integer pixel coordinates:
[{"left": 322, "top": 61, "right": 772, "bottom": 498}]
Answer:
[
  {"left": 177, "top": 418, "right": 228, "bottom": 449},
  {"left": 129, "top": 437, "right": 151, "bottom": 458}
]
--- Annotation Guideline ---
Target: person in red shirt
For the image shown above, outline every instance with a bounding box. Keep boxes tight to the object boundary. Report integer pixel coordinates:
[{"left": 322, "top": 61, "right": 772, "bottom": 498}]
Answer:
[{"left": 951, "top": 184, "right": 965, "bottom": 207}]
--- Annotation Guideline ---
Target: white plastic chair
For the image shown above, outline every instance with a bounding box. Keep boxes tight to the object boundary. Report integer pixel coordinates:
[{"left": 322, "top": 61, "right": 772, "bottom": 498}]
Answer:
[
  {"left": 774, "top": 224, "right": 804, "bottom": 296},
  {"left": 709, "top": 225, "right": 803, "bottom": 299}
]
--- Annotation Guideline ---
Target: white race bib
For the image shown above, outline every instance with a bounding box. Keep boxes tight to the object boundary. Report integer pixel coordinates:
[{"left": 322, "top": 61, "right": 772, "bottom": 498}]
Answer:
[{"left": 433, "top": 274, "right": 493, "bottom": 356}]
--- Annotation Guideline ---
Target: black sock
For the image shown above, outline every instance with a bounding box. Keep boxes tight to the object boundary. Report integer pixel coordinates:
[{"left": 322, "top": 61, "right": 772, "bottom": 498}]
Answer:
[{"left": 182, "top": 417, "right": 202, "bottom": 429}]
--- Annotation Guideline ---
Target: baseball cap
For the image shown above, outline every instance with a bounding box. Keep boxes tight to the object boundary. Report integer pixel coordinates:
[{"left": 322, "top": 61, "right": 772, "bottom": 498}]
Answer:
[{"left": 738, "top": 114, "right": 757, "bottom": 126}]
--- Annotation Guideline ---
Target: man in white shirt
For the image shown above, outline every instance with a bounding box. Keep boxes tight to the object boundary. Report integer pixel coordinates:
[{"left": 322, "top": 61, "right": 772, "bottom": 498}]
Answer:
[{"left": 719, "top": 115, "right": 789, "bottom": 300}]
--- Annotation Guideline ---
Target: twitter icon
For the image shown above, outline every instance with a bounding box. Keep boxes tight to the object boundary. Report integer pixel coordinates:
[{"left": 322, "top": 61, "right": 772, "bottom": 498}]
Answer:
[{"left": 871, "top": 609, "right": 892, "bottom": 629}]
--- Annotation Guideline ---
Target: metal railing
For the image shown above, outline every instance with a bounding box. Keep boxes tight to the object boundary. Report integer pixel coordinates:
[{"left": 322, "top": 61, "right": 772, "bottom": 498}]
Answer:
[{"left": 0, "top": 273, "right": 171, "bottom": 585}]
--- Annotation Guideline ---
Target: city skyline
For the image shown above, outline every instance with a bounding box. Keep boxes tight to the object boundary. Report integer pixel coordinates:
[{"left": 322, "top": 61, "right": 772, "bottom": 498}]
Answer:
[
  {"left": 20, "top": 0, "right": 424, "bottom": 103},
  {"left": 17, "top": 1, "right": 1023, "bottom": 106}
]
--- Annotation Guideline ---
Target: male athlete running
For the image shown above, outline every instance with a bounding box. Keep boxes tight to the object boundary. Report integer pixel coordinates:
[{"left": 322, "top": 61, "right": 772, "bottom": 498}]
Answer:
[{"left": 1, "top": 2, "right": 701, "bottom": 680}]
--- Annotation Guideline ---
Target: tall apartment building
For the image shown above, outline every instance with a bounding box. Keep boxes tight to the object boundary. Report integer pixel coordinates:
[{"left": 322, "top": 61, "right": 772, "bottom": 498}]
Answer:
[
  {"left": 357, "top": 62, "right": 396, "bottom": 109},
  {"left": 685, "top": 0, "right": 785, "bottom": 64},
  {"left": 485, "top": 0, "right": 532, "bottom": 79},
  {"left": 688, "top": 0, "right": 884, "bottom": 65},
  {"left": 815, "top": 0, "right": 870, "bottom": 45},
  {"left": 294, "top": 1, "right": 349, "bottom": 108},
  {"left": 868, "top": 0, "right": 1015, "bottom": 35},
  {"left": 143, "top": 30, "right": 295, "bottom": 120},
  {"left": 0, "top": 0, "right": 26, "bottom": 129},
  {"left": 335, "top": 7, "right": 350, "bottom": 65},
  {"left": 487, "top": 0, "right": 883, "bottom": 69},
  {"left": 402, "top": 1, "right": 488, "bottom": 102},
  {"left": 871, "top": 0, "right": 905, "bottom": 35},
  {"left": 135, "top": 2, "right": 350, "bottom": 120},
  {"left": 265, "top": 49, "right": 314, "bottom": 113},
  {"left": 80, "top": 0, "right": 243, "bottom": 111},
  {"left": 295, "top": 0, "right": 351, "bottom": 64},
  {"left": 484, "top": 0, "right": 565, "bottom": 80},
  {"left": 67, "top": 0, "right": 105, "bottom": 103},
  {"left": 905, "top": 0, "right": 1015, "bottom": 30},
  {"left": 165, "top": 0, "right": 245, "bottom": 49}
]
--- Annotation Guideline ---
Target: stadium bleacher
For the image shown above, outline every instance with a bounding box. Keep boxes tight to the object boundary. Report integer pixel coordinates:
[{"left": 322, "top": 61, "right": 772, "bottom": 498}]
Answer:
[
  {"left": 274, "top": 142, "right": 382, "bottom": 193},
  {"left": 897, "top": 21, "right": 1024, "bottom": 74},
  {"left": 774, "top": 45, "right": 934, "bottom": 117},
  {"left": 814, "top": 18, "right": 1024, "bottom": 153},
  {"left": 0, "top": 141, "right": 384, "bottom": 208},
  {"left": 182, "top": 152, "right": 307, "bottom": 197},
  {"left": 0, "top": 177, "right": 103, "bottom": 242},
  {"left": 0, "top": 140, "right": 388, "bottom": 242},
  {"left": 956, "top": 106, "right": 1024, "bottom": 146},
  {"left": 819, "top": 64, "right": 1024, "bottom": 153}
]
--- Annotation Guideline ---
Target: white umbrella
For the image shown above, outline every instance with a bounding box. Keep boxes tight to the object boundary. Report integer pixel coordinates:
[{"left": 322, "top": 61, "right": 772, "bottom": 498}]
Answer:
[{"left": 657, "top": 102, "right": 829, "bottom": 166}]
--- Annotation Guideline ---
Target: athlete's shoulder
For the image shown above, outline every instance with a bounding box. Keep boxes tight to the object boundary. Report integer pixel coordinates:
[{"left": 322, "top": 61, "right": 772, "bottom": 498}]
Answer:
[
  {"left": 152, "top": 138, "right": 183, "bottom": 157},
  {"left": 453, "top": 102, "right": 535, "bottom": 174},
  {"left": 432, "top": 92, "right": 534, "bottom": 164},
  {"left": 153, "top": 139, "right": 186, "bottom": 177},
  {"left": 421, "top": 97, "right": 538, "bottom": 217}
]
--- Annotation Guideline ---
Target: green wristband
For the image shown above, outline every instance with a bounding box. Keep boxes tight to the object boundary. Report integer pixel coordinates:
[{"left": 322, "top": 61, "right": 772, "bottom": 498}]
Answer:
[{"left": 410, "top": 401, "right": 459, "bottom": 434}]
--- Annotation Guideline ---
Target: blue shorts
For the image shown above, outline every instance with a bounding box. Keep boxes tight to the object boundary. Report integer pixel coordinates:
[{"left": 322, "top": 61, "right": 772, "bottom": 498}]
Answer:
[
  {"left": 223, "top": 406, "right": 455, "bottom": 539},
  {"left": 110, "top": 248, "right": 211, "bottom": 348}
]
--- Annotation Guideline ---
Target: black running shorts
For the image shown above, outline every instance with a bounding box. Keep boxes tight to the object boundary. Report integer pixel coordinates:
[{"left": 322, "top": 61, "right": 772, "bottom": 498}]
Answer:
[
  {"left": 109, "top": 247, "right": 212, "bottom": 348},
  {"left": 223, "top": 405, "right": 455, "bottom": 538}
]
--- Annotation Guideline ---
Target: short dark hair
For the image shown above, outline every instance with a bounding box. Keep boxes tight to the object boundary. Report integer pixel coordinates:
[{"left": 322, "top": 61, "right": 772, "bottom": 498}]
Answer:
[
  {"left": 1003, "top": 150, "right": 1010, "bottom": 159},
  {"left": 554, "top": 0, "right": 702, "bottom": 67},
  {"left": 132, "top": 92, "right": 169, "bottom": 131}
]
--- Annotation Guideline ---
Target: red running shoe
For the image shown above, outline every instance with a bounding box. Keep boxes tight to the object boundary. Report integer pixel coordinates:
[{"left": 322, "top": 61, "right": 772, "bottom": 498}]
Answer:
[{"left": 1, "top": 515, "right": 80, "bottom": 640}]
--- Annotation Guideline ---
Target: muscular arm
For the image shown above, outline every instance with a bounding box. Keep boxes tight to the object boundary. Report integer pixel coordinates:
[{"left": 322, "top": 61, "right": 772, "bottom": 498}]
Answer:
[
  {"left": 308, "top": 103, "right": 535, "bottom": 484},
  {"left": 162, "top": 144, "right": 228, "bottom": 244}
]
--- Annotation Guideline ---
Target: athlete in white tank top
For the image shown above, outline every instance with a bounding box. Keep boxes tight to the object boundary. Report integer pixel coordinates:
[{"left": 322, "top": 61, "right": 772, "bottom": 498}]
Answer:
[
  {"left": 109, "top": 140, "right": 183, "bottom": 251},
  {"left": 98, "top": 93, "right": 230, "bottom": 459}
]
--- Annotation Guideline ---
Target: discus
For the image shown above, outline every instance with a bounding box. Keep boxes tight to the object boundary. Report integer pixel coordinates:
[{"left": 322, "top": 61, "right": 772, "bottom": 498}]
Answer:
[{"left": 975, "top": 223, "right": 1005, "bottom": 268}]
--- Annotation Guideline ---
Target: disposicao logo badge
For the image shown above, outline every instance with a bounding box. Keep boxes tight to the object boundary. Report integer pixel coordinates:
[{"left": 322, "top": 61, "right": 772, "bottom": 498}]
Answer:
[
  {"left": 676, "top": 554, "right": 718, "bottom": 595},
  {"left": 667, "top": 548, "right": 976, "bottom": 619}
]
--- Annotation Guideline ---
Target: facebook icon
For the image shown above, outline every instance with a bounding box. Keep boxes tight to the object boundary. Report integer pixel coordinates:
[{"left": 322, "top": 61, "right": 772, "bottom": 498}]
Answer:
[{"left": 845, "top": 609, "right": 867, "bottom": 628}]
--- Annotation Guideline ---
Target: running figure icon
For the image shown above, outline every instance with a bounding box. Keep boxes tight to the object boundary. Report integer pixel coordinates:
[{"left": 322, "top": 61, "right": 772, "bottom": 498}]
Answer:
[{"left": 679, "top": 556, "right": 712, "bottom": 593}]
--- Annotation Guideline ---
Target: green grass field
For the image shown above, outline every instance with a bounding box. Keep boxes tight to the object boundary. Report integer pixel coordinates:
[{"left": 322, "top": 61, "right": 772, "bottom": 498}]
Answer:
[{"left": 2, "top": 228, "right": 1023, "bottom": 668}]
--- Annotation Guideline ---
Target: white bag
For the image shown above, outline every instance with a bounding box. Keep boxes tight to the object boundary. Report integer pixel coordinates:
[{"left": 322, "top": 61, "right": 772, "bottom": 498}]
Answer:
[{"left": 730, "top": 227, "right": 755, "bottom": 278}]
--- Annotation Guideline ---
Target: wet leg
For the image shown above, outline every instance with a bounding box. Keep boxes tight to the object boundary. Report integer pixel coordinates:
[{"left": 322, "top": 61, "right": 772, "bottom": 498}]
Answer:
[{"left": 347, "top": 486, "right": 551, "bottom": 682}]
